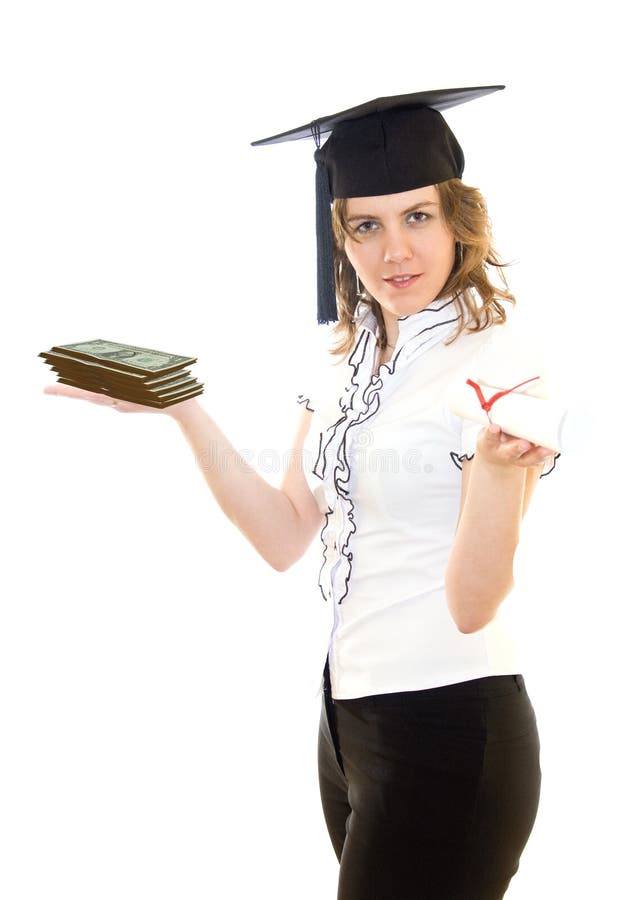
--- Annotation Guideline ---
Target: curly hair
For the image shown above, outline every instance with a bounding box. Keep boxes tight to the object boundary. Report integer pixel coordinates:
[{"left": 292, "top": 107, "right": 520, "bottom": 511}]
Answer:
[{"left": 330, "top": 178, "right": 515, "bottom": 357}]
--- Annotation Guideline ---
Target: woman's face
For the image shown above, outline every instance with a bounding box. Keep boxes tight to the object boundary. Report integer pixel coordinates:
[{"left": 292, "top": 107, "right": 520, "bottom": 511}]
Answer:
[{"left": 343, "top": 184, "right": 456, "bottom": 321}]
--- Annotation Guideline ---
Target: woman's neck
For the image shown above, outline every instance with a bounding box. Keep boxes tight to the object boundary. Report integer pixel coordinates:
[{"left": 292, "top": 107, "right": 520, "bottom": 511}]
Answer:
[{"left": 380, "top": 307, "right": 399, "bottom": 350}]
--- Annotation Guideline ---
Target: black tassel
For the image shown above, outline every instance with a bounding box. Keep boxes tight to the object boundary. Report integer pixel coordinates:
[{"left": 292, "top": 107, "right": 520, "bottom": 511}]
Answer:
[{"left": 314, "top": 149, "right": 338, "bottom": 324}]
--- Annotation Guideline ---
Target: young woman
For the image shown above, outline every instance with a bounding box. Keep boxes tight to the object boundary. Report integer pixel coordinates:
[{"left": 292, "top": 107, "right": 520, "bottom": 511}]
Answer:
[{"left": 45, "top": 87, "right": 555, "bottom": 899}]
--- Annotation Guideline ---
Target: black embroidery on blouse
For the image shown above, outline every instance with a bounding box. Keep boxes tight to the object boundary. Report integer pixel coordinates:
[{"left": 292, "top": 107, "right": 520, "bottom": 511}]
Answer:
[
  {"left": 314, "top": 329, "right": 372, "bottom": 604},
  {"left": 450, "top": 451, "right": 474, "bottom": 471},
  {"left": 315, "top": 309, "right": 460, "bottom": 605},
  {"left": 397, "top": 297, "right": 456, "bottom": 321},
  {"left": 540, "top": 452, "right": 560, "bottom": 477},
  {"left": 297, "top": 393, "right": 314, "bottom": 413},
  {"left": 449, "top": 450, "right": 560, "bottom": 476}
]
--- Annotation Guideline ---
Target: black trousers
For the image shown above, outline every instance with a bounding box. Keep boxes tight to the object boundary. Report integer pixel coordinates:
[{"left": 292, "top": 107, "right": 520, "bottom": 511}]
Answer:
[{"left": 318, "top": 664, "right": 541, "bottom": 900}]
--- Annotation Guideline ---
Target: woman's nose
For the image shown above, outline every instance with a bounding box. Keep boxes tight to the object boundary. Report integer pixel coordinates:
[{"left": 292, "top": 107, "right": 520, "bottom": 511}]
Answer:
[{"left": 383, "top": 231, "right": 413, "bottom": 264}]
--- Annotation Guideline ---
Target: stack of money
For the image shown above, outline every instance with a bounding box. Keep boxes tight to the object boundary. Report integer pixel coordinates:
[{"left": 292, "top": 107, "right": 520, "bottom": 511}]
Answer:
[{"left": 39, "top": 339, "right": 204, "bottom": 408}]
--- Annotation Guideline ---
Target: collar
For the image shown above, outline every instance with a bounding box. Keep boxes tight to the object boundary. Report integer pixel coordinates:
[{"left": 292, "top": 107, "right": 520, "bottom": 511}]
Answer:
[{"left": 354, "top": 296, "right": 461, "bottom": 348}]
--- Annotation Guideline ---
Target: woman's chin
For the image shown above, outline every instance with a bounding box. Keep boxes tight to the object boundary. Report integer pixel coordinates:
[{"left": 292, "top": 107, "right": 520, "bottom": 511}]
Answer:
[{"left": 376, "top": 290, "right": 438, "bottom": 319}]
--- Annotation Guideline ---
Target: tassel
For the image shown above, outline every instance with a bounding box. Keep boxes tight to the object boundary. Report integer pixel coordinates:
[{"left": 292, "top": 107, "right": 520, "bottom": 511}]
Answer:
[{"left": 314, "top": 148, "right": 338, "bottom": 324}]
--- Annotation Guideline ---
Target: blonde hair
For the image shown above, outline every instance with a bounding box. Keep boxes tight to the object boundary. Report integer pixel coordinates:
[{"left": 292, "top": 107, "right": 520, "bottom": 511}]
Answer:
[{"left": 330, "top": 178, "right": 514, "bottom": 357}]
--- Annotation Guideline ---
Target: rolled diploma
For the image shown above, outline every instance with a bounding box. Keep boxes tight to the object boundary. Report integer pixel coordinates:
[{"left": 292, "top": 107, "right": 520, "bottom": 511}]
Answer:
[{"left": 446, "top": 381, "right": 568, "bottom": 453}]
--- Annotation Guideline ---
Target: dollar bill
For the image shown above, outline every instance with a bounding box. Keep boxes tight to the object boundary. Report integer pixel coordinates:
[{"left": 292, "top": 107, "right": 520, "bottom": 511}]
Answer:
[
  {"left": 47, "top": 365, "right": 196, "bottom": 396},
  {"left": 46, "top": 340, "right": 197, "bottom": 375},
  {"left": 55, "top": 378, "right": 204, "bottom": 408},
  {"left": 39, "top": 350, "right": 190, "bottom": 383},
  {"left": 40, "top": 338, "right": 203, "bottom": 408}
]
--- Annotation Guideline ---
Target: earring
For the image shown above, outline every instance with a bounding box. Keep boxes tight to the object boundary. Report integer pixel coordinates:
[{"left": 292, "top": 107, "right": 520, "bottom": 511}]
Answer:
[
  {"left": 456, "top": 242, "right": 465, "bottom": 265},
  {"left": 355, "top": 272, "right": 367, "bottom": 299}
]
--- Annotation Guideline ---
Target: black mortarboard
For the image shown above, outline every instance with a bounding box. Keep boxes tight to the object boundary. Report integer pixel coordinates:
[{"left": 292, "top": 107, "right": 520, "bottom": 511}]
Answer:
[{"left": 252, "top": 86, "right": 504, "bottom": 324}]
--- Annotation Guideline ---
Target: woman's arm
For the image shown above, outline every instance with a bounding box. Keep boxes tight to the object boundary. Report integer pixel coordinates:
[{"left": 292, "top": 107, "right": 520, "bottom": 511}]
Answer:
[
  {"left": 170, "top": 399, "right": 324, "bottom": 571},
  {"left": 44, "top": 385, "right": 324, "bottom": 571},
  {"left": 445, "top": 424, "right": 553, "bottom": 633}
]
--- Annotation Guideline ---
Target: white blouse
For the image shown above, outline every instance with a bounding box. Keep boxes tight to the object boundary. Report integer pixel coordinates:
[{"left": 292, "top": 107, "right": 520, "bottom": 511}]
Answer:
[{"left": 300, "top": 296, "right": 554, "bottom": 700}]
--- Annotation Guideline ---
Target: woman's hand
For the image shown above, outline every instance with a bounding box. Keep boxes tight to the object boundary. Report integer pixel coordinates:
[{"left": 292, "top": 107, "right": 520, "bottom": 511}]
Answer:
[
  {"left": 43, "top": 384, "right": 199, "bottom": 418},
  {"left": 447, "top": 423, "right": 553, "bottom": 633},
  {"left": 475, "top": 423, "right": 554, "bottom": 470}
]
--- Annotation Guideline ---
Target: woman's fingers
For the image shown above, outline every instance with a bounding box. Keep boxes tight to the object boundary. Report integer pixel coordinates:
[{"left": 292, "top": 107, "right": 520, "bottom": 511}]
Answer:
[
  {"left": 479, "top": 424, "right": 554, "bottom": 468},
  {"left": 517, "top": 444, "right": 555, "bottom": 467},
  {"left": 45, "top": 384, "right": 113, "bottom": 403},
  {"left": 43, "top": 384, "right": 161, "bottom": 414}
]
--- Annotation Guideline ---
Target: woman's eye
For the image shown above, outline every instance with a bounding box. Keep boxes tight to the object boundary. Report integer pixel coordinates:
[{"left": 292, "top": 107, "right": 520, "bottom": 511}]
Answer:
[
  {"left": 354, "top": 220, "right": 378, "bottom": 235},
  {"left": 407, "top": 211, "right": 429, "bottom": 224}
]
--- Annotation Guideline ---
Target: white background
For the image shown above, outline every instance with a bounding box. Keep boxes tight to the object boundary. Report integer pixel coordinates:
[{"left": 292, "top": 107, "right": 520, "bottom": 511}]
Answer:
[{"left": 1, "top": 1, "right": 624, "bottom": 897}]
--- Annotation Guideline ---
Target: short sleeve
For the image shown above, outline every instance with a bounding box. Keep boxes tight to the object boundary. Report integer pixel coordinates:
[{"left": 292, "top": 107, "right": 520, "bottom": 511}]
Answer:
[
  {"left": 293, "top": 327, "right": 349, "bottom": 514},
  {"left": 455, "top": 418, "right": 484, "bottom": 466},
  {"left": 448, "top": 317, "right": 560, "bottom": 477},
  {"left": 293, "top": 322, "right": 337, "bottom": 415},
  {"left": 295, "top": 364, "right": 330, "bottom": 516},
  {"left": 300, "top": 407, "right": 329, "bottom": 514},
  {"left": 451, "top": 418, "right": 559, "bottom": 477},
  {"left": 296, "top": 393, "right": 314, "bottom": 413}
]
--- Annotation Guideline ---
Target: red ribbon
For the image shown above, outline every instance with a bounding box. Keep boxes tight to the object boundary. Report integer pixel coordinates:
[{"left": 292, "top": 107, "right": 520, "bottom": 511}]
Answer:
[{"left": 465, "top": 376, "right": 541, "bottom": 425}]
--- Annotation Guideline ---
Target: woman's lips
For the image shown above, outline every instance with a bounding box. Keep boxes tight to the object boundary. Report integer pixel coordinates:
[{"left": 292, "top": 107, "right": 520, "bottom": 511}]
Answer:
[{"left": 383, "top": 274, "right": 422, "bottom": 290}]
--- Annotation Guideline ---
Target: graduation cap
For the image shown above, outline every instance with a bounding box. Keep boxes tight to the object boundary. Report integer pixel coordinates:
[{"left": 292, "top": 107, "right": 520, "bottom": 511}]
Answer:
[{"left": 252, "top": 86, "right": 504, "bottom": 324}]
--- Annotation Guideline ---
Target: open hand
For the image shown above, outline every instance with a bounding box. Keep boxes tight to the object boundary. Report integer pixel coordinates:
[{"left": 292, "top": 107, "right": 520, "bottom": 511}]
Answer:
[
  {"left": 475, "top": 423, "right": 555, "bottom": 469},
  {"left": 43, "top": 384, "right": 165, "bottom": 414}
]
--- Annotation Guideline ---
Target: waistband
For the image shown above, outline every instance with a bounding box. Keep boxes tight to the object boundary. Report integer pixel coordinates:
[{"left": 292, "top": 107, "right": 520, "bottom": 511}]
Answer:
[{"left": 323, "top": 659, "right": 525, "bottom": 705}]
